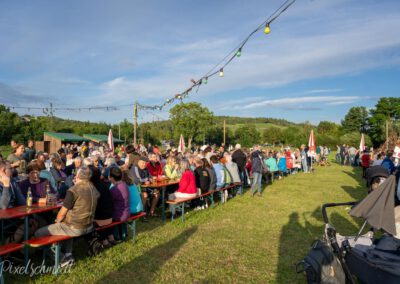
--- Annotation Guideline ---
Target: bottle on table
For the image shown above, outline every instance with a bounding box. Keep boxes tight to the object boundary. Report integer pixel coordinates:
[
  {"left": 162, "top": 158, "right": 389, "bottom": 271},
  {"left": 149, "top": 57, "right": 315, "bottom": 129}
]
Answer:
[
  {"left": 46, "top": 184, "right": 50, "bottom": 205},
  {"left": 26, "top": 187, "right": 33, "bottom": 207}
]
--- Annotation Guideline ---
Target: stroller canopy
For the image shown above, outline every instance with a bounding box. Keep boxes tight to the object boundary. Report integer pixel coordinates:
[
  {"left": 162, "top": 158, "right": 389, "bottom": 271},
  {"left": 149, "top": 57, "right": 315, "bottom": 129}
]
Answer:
[
  {"left": 366, "top": 165, "right": 389, "bottom": 187},
  {"left": 350, "top": 175, "right": 396, "bottom": 236}
]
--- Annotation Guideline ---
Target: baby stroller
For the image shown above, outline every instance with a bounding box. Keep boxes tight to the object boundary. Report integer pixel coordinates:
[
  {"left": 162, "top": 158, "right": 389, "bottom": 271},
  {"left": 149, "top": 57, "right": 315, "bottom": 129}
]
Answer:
[{"left": 297, "top": 170, "right": 400, "bottom": 284}]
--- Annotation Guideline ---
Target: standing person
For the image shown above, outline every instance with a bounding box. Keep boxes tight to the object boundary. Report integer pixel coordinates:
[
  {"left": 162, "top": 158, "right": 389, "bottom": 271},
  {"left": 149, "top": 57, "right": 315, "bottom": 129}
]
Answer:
[
  {"left": 24, "top": 140, "right": 36, "bottom": 163},
  {"left": 348, "top": 145, "right": 357, "bottom": 166},
  {"left": 232, "top": 144, "right": 247, "bottom": 187},
  {"left": 340, "top": 144, "right": 346, "bottom": 166},
  {"left": 361, "top": 150, "right": 371, "bottom": 178},
  {"left": 35, "top": 167, "right": 99, "bottom": 267},
  {"left": 300, "top": 145, "right": 308, "bottom": 173},
  {"left": 250, "top": 146, "right": 263, "bottom": 197}
]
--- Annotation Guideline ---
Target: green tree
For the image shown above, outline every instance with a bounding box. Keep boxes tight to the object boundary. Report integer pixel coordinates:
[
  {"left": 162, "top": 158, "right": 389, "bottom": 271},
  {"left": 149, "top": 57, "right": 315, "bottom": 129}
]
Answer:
[
  {"left": 169, "top": 102, "right": 214, "bottom": 148},
  {"left": 234, "top": 124, "right": 261, "bottom": 148},
  {"left": 317, "top": 121, "right": 339, "bottom": 135},
  {"left": 0, "top": 105, "right": 20, "bottom": 145},
  {"left": 341, "top": 106, "right": 369, "bottom": 133},
  {"left": 263, "top": 126, "right": 283, "bottom": 145},
  {"left": 369, "top": 97, "right": 400, "bottom": 147}
]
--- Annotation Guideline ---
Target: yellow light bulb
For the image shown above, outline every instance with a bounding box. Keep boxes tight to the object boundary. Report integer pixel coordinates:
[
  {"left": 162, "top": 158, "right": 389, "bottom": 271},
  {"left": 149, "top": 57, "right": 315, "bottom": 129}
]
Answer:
[
  {"left": 219, "top": 68, "right": 224, "bottom": 77},
  {"left": 264, "top": 24, "right": 270, "bottom": 34}
]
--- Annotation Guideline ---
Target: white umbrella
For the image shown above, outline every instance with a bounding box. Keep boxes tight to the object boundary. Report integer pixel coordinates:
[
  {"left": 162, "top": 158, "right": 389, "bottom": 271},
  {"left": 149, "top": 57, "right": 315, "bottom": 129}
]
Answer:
[
  {"left": 178, "top": 134, "right": 185, "bottom": 153},
  {"left": 359, "top": 133, "right": 365, "bottom": 152},
  {"left": 108, "top": 129, "right": 114, "bottom": 153}
]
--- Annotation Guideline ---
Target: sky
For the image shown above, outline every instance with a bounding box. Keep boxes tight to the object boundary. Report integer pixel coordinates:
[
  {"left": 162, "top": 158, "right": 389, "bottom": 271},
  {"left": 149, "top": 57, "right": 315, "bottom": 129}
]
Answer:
[{"left": 0, "top": 0, "right": 399, "bottom": 125}]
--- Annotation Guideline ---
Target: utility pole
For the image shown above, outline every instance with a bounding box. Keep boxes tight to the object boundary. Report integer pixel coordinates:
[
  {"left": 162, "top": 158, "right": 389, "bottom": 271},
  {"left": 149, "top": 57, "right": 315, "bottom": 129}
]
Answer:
[
  {"left": 223, "top": 119, "right": 226, "bottom": 145},
  {"left": 118, "top": 123, "right": 121, "bottom": 140},
  {"left": 133, "top": 101, "right": 138, "bottom": 145}
]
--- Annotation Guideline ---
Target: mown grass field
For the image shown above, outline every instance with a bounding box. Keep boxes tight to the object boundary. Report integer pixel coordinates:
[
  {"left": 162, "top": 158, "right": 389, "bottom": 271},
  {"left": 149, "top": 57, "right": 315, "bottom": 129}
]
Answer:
[
  {"left": 226, "top": 123, "right": 287, "bottom": 132},
  {"left": 6, "top": 158, "right": 366, "bottom": 284}
]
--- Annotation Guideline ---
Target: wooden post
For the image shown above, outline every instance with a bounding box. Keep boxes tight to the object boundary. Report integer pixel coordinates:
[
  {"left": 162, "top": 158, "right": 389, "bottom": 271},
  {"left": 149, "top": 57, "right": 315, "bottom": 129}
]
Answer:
[{"left": 133, "top": 102, "right": 138, "bottom": 145}]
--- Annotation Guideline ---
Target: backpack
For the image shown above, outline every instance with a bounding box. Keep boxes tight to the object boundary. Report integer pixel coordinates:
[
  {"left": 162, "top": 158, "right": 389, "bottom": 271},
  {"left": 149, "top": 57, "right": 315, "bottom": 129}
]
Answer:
[{"left": 296, "top": 240, "right": 346, "bottom": 284}]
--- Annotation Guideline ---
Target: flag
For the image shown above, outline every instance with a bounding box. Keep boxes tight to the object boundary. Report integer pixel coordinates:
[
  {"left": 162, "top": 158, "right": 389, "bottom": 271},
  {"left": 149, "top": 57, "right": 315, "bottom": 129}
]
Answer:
[
  {"left": 359, "top": 133, "right": 365, "bottom": 152},
  {"left": 178, "top": 134, "right": 185, "bottom": 153},
  {"left": 308, "top": 129, "right": 316, "bottom": 153},
  {"left": 108, "top": 129, "right": 114, "bottom": 153}
]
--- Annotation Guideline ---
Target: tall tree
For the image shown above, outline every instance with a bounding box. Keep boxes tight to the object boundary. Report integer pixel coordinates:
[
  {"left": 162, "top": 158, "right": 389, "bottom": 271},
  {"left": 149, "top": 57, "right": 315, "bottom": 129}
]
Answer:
[
  {"left": 169, "top": 102, "right": 214, "bottom": 148},
  {"left": 369, "top": 97, "right": 400, "bottom": 146},
  {"left": 341, "top": 106, "right": 369, "bottom": 133},
  {"left": 234, "top": 124, "right": 261, "bottom": 148}
]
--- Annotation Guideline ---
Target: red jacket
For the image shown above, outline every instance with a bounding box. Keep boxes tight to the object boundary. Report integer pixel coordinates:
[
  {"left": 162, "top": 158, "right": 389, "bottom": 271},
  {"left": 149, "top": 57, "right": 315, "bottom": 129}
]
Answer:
[
  {"left": 147, "top": 161, "right": 163, "bottom": 177},
  {"left": 361, "top": 154, "right": 371, "bottom": 167},
  {"left": 177, "top": 170, "right": 197, "bottom": 194}
]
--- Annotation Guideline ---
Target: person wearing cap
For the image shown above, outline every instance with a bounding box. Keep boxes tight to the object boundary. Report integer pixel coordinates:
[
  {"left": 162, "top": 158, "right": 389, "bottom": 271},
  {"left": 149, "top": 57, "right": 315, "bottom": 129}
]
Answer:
[{"left": 35, "top": 166, "right": 99, "bottom": 267}]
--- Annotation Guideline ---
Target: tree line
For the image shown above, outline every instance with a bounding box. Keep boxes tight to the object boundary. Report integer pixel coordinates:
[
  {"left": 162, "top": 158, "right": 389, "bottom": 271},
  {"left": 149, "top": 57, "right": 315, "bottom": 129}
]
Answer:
[{"left": 0, "top": 97, "right": 398, "bottom": 149}]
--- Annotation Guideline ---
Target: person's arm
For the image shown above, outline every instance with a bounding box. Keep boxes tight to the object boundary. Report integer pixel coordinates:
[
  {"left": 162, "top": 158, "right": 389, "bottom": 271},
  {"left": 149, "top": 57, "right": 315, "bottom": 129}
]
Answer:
[
  {"left": 0, "top": 171, "right": 11, "bottom": 209},
  {"left": 55, "top": 190, "right": 74, "bottom": 222},
  {"left": 55, "top": 207, "right": 68, "bottom": 223},
  {"left": 11, "top": 181, "right": 26, "bottom": 206}
]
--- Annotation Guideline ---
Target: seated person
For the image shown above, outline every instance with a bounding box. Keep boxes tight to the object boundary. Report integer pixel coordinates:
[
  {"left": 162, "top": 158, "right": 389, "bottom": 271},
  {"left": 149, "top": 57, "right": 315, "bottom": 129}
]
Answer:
[
  {"left": 0, "top": 161, "right": 25, "bottom": 209},
  {"left": 38, "top": 159, "right": 57, "bottom": 190},
  {"left": 35, "top": 167, "right": 99, "bottom": 267},
  {"left": 109, "top": 167, "right": 130, "bottom": 222},
  {"left": 265, "top": 152, "right": 278, "bottom": 173},
  {"left": 202, "top": 158, "right": 217, "bottom": 191},
  {"left": 224, "top": 153, "right": 242, "bottom": 195},
  {"left": 7, "top": 143, "right": 25, "bottom": 174},
  {"left": 169, "top": 159, "right": 197, "bottom": 215},
  {"left": 50, "top": 158, "right": 68, "bottom": 198},
  {"left": 210, "top": 155, "right": 226, "bottom": 189},
  {"left": 64, "top": 156, "right": 82, "bottom": 176},
  {"left": 164, "top": 156, "right": 180, "bottom": 180},
  {"left": 89, "top": 166, "right": 113, "bottom": 248},
  {"left": 122, "top": 170, "right": 143, "bottom": 215},
  {"left": 277, "top": 153, "right": 287, "bottom": 177},
  {"left": 147, "top": 153, "right": 163, "bottom": 177},
  {"left": 19, "top": 161, "right": 56, "bottom": 203},
  {"left": 193, "top": 158, "right": 210, "bottom": 194},
  {"left": 132, "top": 157, "right": 159, "bottom": 218}
]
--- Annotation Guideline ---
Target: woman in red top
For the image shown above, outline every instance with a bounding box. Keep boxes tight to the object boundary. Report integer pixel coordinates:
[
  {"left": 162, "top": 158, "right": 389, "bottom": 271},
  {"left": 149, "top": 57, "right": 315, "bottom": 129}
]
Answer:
[
  {"left": 361, "top": 150, "right": 371, "bottom": 178},
  {"left": 169, "top": 159, "right": 197, "bottom": 215}
]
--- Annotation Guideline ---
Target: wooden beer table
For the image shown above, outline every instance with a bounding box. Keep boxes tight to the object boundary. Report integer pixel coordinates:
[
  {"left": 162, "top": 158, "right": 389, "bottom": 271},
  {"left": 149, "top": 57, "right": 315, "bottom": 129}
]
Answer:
[{"left": 141, "top": 179, "right": 179, "bottom": 222}]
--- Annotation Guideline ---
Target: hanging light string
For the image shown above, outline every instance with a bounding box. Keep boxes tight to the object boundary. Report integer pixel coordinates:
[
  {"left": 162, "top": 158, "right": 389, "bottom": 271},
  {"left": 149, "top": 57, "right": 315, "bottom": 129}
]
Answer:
[{"left": 1, "top": 0, "right": 296, "bottom": 114}]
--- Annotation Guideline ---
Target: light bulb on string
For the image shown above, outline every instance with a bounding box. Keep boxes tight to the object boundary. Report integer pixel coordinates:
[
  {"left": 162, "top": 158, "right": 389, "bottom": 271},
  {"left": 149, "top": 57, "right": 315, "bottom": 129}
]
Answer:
[
  {"left": 219, "top": 68, "right": 224, "bottom": 77},
  {"left": 236, "top": 48, "right": 242, "bottom": 57},
  {"left": 203, "top": 77, "right": 208, "bottom": 84},
  {"left": 264, "top": 23, "right": 271, "bottom": 34}
]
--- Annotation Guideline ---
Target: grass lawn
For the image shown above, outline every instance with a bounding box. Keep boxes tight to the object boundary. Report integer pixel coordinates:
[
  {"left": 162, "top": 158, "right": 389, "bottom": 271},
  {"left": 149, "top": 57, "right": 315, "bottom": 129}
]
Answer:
[
  {"left": 6, "top": 158, "right": 366, "bottom": 283},
  {"left": 227, "top": 123, "right": 287, "bottom": 133}
]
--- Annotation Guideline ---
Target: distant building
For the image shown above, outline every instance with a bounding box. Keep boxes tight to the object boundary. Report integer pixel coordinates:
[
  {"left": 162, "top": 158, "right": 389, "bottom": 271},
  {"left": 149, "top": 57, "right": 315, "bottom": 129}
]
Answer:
[{"left": 36, "top": 132, "right": 89, "bottom": 154}]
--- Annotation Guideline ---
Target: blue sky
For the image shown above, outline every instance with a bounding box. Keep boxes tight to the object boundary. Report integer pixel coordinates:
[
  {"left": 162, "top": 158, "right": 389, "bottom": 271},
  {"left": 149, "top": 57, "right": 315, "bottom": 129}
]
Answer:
[{"left": 0, "top": 0, "right": 399, "bottom": 125}]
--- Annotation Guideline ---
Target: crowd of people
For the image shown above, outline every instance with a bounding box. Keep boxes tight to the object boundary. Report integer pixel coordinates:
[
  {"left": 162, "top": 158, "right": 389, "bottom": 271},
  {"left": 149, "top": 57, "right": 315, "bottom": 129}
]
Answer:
[{"left": 0, "top": 138, "right": 377, "bottom": 268}]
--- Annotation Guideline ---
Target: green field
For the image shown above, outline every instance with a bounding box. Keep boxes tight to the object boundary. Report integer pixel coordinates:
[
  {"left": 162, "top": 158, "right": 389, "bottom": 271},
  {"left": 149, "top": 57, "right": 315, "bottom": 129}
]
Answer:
[
  {"left": 6, "top": 157, "right": 366, "bottom": 283},
  {"left": 226, "top": 123, "right": 287, "bottom": 133}
]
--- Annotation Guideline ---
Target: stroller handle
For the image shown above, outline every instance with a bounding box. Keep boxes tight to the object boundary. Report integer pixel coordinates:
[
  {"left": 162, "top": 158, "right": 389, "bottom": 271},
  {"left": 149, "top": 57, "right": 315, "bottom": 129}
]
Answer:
[{"left": 322, "top": 201, "right": 357, "bottom": 224}]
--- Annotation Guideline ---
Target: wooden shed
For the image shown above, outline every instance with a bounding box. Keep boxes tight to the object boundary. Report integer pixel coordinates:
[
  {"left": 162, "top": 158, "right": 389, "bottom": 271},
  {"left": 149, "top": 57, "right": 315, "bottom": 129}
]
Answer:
[
  {"left": 35, "top": 132, "right": 89, "bottom": 154},
  {"left": 83, "top": 134, "right": 124, "bottom": 144}
]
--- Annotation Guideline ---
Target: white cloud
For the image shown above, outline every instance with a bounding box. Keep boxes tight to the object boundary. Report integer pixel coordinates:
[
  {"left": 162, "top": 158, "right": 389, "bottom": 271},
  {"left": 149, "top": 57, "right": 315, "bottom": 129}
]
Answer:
[{"left": 240, "top": 96, "right": 360, "bottom": 110}]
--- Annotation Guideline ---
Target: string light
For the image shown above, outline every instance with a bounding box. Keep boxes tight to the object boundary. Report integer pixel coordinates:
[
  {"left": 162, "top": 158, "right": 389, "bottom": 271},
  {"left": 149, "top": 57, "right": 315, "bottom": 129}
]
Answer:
[
  {"left": 236, "top": 48, "right": 242, "bottom": 57},
  {"left": 264, "top": 23, "right": 271, "bottom": 34},
  {"left": 219, "top": 68, "right": 224, "bottom": 77},
  {"left": 202, "top": 77, "right": 208, "bottom": 84}
]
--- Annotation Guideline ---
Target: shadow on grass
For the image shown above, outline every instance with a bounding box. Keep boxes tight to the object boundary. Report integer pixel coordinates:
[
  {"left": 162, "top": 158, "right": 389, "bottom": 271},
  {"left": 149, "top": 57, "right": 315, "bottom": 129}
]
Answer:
[
  {"left": 98, "top": 226, "right": 198, "bottom": 284},
  {"left": 276, "top": 205, "right": 361, "bottom": 283}
]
